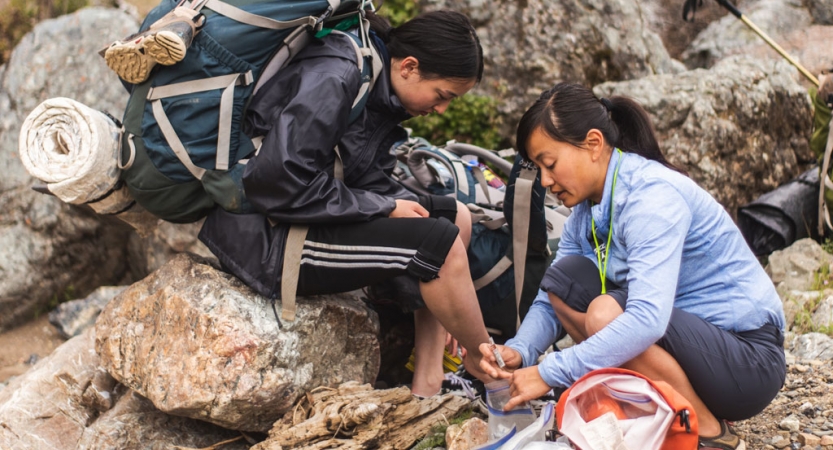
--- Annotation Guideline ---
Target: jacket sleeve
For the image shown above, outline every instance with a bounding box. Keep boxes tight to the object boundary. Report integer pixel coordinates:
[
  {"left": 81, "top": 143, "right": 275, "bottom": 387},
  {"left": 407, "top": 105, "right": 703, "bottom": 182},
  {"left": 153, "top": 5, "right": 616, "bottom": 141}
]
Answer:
[{"left": 242, "top": 57, "right": 397, "bottom": 224}]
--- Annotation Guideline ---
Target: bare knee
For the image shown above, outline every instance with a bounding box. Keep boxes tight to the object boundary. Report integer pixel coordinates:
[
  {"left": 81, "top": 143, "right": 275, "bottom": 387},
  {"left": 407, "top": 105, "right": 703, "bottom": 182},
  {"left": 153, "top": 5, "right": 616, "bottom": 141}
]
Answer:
[
  {"left": 585, "top": 295, "right": 625, "bottom": 336},
  {"left": 440, "top": 237, "right": 469, "bottom": 276}
]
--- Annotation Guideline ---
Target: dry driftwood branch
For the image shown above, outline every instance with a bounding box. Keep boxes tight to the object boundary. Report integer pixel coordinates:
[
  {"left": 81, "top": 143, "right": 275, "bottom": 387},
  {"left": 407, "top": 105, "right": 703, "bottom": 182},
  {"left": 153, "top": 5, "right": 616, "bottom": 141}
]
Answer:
[{"left": 251, "top": 381, "right": 471, "bottom": 450}]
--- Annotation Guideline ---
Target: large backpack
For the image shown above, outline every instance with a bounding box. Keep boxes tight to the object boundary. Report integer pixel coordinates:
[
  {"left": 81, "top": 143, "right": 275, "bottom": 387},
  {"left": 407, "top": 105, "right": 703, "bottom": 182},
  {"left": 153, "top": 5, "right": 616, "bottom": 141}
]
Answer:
[
  {"left": 117, "top": 0, "right": 380, "bottom": 223},
  {"left": 388, "top": 136, "right": 571, "bottom": 340}
]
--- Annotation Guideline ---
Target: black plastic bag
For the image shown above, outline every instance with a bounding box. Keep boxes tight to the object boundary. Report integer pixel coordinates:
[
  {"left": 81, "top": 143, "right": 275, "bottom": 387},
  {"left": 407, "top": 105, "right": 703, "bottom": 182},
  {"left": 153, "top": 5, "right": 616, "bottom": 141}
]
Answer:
[{"left": 737, "top": 167, "right": 820, "bottom": 256}]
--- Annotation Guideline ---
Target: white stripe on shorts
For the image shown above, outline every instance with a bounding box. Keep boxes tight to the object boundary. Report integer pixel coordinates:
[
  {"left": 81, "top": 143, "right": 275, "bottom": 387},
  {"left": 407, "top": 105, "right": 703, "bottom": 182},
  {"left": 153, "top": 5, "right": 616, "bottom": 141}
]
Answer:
[
  {"left": 301, "top": 248, "right": 413, "bottom": 264},
  {"left": 303, "top": 240, "right": 418, "bottom": 256},
  {"left": 299, "top": 258, "right": 410, "bottom": 270},
  {"left": 300, "top": 239, "right": 417, "bottom": 270}
]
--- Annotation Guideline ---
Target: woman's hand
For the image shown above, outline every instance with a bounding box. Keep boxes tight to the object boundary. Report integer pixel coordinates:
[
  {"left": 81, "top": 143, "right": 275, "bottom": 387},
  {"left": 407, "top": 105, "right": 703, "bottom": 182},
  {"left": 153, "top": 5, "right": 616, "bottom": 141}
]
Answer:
[
  {"left": 503, "top": 366, "right": 552, "bottom": 411},
  {"left": 390, "top": 199, "right": 429, "bottom": 218},
  {"left": 478, "top": 343, "right": 522, "bottom": 379}
]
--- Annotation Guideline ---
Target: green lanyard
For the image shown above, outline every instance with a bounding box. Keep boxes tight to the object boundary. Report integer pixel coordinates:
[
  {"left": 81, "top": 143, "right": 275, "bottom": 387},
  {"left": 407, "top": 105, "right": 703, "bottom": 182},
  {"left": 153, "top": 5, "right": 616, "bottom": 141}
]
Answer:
[{"left": 591, "top": 149, "right": 623, "bottom": 294}]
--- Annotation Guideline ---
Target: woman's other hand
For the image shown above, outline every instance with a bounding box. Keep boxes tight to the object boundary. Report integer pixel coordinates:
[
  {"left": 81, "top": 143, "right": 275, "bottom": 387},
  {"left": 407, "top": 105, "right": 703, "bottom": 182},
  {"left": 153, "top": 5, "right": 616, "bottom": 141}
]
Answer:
[
  {"left": 504, "top": 366, "right": 552, "bottom": 411},
  {"left": 390, "top": 199, "right": 429, "bottom": 218},
  {"left": 478, "top": 343, "right": 522, "bottom": 379}
]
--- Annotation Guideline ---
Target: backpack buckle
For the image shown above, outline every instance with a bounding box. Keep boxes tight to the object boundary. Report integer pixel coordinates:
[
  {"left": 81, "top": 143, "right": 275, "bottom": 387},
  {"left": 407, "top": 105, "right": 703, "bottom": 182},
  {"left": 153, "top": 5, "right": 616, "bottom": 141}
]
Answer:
[{"left": 678, "top": 409, "right": 692, "bottom": 433}]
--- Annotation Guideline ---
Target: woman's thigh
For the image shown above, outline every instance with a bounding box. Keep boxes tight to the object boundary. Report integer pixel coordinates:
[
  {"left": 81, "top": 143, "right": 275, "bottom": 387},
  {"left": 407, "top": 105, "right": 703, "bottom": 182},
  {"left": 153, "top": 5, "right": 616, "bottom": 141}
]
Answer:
[{"left": 657, "top": 310, "right": 786, "bottom": 421}]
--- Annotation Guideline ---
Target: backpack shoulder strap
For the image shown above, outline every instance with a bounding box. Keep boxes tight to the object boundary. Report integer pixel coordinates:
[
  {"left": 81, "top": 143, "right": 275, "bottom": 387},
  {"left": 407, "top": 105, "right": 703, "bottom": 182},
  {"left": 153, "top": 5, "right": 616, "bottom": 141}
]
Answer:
[
  {"left": 197, "top": 0, "right": 329, "bottom": 30},
  {"left": 280, "top": 20, "right": 380, "bottom": 324},
  {"left": 511, "top": 159, "right": 537, "bottom": 329}
]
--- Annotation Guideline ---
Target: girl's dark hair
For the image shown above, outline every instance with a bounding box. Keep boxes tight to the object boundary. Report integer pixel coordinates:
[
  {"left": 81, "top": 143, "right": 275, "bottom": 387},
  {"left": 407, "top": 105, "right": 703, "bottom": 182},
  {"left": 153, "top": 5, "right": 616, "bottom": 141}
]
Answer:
[
  {"left": 516, "top": 82, "right": 686, "bottom": 174},
  {"left": 367, "top": 10, "right": 483, "bottom": 82}
]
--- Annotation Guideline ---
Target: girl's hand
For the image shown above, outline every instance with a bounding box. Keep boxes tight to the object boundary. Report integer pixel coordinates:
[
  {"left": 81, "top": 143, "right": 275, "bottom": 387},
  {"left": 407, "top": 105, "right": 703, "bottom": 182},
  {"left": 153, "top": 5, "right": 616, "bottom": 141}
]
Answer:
[
  {"left": 390, "top": 199, "right": 429, "bottom": 218},
  {"left": 445, "top": 333, "right": 462, "bottom": 358},
  {"left": 504, "top": 366, "right": 552, "bottom": 411},
  {"left": 478, "top": 343, "right": 522, "bottom": 379}
]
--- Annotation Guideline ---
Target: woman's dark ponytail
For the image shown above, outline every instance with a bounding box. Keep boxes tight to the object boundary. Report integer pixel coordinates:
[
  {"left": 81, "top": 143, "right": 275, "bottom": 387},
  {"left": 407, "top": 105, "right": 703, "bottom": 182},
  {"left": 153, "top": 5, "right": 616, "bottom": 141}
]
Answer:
[{"left": 516, "top": 83, "right": 686, "bottom": 175}]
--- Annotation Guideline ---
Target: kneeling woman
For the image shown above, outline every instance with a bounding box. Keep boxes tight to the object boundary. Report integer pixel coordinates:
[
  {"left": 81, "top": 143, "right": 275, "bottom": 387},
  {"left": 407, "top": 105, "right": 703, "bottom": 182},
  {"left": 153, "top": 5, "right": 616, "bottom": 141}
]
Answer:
[{"left": 481, "top": 83, "right": 785, "bottom": 449}]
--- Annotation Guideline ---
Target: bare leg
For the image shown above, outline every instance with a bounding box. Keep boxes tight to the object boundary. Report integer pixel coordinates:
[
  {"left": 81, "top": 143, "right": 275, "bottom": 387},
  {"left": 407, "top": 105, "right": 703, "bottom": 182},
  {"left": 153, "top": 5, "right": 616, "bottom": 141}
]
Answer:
[
  {"left": 419, "top": 237, "right": 492, "bottom": 381},
  {"left": 397, "top": 203, "right": 476, "bottom": 396},
  {"left": 411, "top": 308, "right": 447, "bottom": 397},
  {"left": 583, "top": 296, "right": 721, "bottom": 437},
  {"left": 548, "top": 292, "right": 588, "bottom": 343},
  {"left": 455, "top": 201, "right": 472, "bottom": 248}
]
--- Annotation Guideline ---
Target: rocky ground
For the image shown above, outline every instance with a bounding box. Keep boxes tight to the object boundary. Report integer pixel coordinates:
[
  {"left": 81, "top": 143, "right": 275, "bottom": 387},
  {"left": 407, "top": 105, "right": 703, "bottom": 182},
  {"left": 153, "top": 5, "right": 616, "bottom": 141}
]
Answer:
[
  {"left": 0, "top": 316, "right": 64, "bottom": 385},
  {"left": 735, "top": 359, "right": 833, "bottom": 450},
  {"left": 1, "top": 316, "right": 832, "bottom": 450}
]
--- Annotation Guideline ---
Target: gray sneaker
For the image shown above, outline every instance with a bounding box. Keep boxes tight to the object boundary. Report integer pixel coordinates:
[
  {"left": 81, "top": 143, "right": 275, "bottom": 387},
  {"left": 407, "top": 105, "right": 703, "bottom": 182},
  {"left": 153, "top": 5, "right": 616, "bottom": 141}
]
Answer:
[{"left": 102, "top": 7, "right": 204, "bottom": 84}]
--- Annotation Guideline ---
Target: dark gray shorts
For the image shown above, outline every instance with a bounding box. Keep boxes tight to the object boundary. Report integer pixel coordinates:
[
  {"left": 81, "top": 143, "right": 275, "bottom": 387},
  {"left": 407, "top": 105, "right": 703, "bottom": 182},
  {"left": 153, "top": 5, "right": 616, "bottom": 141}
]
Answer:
[{"left": 541, "top": 254, "right": 786, "bottom": 421}]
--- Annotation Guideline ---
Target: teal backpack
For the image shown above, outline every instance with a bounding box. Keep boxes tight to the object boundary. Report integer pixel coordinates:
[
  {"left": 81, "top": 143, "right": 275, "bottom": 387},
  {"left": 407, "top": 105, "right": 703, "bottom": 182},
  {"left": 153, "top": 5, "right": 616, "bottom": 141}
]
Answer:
[{"left": 117, "top": 0, "right": 379, "bottom": 223}]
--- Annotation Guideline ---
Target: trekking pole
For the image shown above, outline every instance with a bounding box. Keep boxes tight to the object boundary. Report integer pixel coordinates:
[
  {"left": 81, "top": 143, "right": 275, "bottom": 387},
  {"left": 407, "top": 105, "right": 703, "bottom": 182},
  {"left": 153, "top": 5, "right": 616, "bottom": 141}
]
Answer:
[{"left": 720, "top": 0, "right": 819, "bottom": 86}]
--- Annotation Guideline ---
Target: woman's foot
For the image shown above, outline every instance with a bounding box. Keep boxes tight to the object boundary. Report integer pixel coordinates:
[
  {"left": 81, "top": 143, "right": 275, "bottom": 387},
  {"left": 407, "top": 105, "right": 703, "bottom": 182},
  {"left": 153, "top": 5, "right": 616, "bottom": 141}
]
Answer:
[{"left": 699, "top": 420, "right": 746, "bottom": 450}]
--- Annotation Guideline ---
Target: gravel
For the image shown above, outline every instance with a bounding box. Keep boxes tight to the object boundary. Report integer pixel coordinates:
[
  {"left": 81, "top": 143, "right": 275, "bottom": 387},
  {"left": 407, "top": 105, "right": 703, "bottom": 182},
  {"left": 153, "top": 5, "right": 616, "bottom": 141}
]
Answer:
[{"left": 735, "top": 360, "right": 833, "bottom": 450}]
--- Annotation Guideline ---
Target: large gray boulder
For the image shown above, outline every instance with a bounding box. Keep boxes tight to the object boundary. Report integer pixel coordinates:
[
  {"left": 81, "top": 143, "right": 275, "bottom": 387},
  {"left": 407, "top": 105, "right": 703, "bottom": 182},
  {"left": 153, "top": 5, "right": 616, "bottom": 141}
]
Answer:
[
  {"left": 0, "top": 7, "right": 139, "bottom": 332},
  {"left": 681, "top": 0, "right": 813, "bottom": 69},
  {"left": 95, "top": 253, "right": 381, "bottom": 432},
  {"left": 593, "top": 55, "right": 814, "bottom": 216},
  {"left": 422, "top": 0, "right": 685, "bottom": 138},
  {"left": 805, "top": 0, "right": 833, "bottom": 25},
  {"left": 0, "top": 329, "right": 248, "bottom": 450},
  {"left": 0, "top": 7, "right": 218, "bottom": 332}
]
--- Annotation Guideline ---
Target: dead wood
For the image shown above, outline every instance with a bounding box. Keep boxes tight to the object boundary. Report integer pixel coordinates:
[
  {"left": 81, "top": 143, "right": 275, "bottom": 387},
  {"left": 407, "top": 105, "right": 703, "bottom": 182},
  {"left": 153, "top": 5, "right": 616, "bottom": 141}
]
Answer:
[{"left": 251, "top": 381, "right": 471, "bottom": 450}]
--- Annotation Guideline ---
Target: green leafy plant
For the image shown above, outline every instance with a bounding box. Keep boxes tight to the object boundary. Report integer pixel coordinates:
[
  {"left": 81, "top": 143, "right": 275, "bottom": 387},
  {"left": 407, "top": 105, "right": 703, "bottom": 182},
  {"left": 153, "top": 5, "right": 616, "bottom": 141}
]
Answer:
[
  {"left": 812, "top": 262, "right": 833, "bottom": 291},
  {"left": 376, "top": 0, "right": 419, "bottom": 27},
  {"left": 404, "top": 94, "right": 504, "bottom": 151},
  {"left": 792, "top": 293, "right": 822, "bottom": 335},
  {"left": 0, "top": 0, "right": 89, "bottom": 63},
  {"left": 790, "top": 264, "right": 833, "bottom": 336},
  {"left": 411, "top": 408, "right": 475, "bottom": 450},
  {"left": 822, "top": 237, "right": 833, "bottom": 255},
  {"left": 34, "top": 285, "right": 77, "bottom": 318}
]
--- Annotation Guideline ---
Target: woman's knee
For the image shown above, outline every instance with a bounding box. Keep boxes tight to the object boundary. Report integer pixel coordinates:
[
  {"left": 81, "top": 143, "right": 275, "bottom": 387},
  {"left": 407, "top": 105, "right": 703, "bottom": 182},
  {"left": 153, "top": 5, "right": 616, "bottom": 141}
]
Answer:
[{"left": 585, "top": 295, "right": 625, "bottom": 336}]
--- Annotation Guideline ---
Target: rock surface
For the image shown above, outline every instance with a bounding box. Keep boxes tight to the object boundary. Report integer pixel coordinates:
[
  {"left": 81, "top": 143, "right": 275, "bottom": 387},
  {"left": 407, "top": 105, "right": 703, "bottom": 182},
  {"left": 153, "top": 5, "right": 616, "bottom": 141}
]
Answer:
[
  {"left": 0, "top": 7, "right": 139, "bottom": 332},
  {"left": 0, "top": 329, "right": 248, "bottom": 450},
  {"left": 594, "top": 55, "right": 814, "bottom": 216},
  {"left": 681, "top": 0, "right": 813, "bottom": 69},
  {"left": 49, "top": 285, "right": 127, "bottom": 339},
  {"left": 95, "top": 253, "right": 382, "bottom": 432},
  {"left": 423, "top": 0, "right": 684, "bottom": 138}
]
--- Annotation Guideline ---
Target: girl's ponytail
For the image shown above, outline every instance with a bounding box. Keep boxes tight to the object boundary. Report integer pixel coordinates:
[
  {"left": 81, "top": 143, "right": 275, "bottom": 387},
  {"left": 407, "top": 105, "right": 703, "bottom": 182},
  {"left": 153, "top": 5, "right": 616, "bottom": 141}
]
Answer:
[{"left": 366, "top": 10, "right": 393, "bottom": 43}]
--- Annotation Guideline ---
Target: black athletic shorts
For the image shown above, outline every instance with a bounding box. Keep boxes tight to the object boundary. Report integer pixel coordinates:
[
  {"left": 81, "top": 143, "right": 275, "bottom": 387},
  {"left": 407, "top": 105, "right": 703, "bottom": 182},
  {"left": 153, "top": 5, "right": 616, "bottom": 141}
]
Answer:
[
  {"left": 540, "top": 254, "right": 786, "bottom": 421},
  {"left": 294, "top": 195, "right": 459, "bottom": 309}
]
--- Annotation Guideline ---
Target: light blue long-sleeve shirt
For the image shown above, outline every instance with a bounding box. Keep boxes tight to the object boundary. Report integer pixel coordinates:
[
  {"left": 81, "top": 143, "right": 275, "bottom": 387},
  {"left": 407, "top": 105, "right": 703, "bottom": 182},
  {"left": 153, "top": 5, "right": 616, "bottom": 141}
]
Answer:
[{"left": 505, "top": 151, "right": 785, "bottom": 388}]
